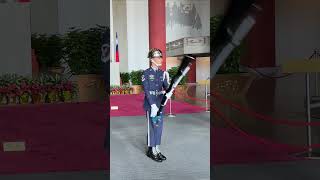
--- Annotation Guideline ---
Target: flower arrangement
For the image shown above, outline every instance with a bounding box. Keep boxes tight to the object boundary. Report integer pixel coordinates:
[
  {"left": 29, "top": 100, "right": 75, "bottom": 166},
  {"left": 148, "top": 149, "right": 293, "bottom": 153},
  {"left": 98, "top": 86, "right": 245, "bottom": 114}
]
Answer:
[
  {"left": 110, "top": 85, "right": 133, "bottom": 95},
  {"left": 59, "top": 80, "right": 77, "bottom": 102},
  {"left": 0, "top": 86, "right": 8, "bottom": 104},
  {"left": 30, "top": 79, "right": 46, "bottom": 104},
  {"left": 0, "top": 73, "right": 77, "bottom": 105},
  {"left": 1, "top": 74, "right": 23, "bottom": 104},
  {"left": 19, "top": 80, "right": 32, "bottom": 104}
]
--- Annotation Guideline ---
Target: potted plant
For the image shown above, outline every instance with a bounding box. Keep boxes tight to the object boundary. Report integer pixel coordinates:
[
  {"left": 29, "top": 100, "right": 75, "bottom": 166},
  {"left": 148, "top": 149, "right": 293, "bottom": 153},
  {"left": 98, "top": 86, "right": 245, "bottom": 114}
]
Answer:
[
  {"left": 210, "top": 15, "right": 254, "bottom": 96},
  {"left": 60, "top": 80, "right": 76, "bottom": 102},
  {"left": 2, "top": 74, "right": 23, "bottom": 105},
  {"left": 38, "top": 74, "right": 51, "bottom": 103},
  {"left": 114, "top": 86, "right": 120, "bottom": 95},
  {"left": 6, "top": 83, "right": 19, "bottom": 104},
  {"left": 110, "top": 85, "right": 115, "bottom": 95},
  {"left": 30, "top": 79, "right": 43, "bottom": 104},
  {"left": 64, "top": 25, "right": 109, "bottom": 102},
  {"left": 0, "top": 90, "right": 6, "bottom": 104},
  {"left": 40, "top": 74, "right": 60, "bottom": 103},
  {"left": 45, "top": 85, "right": 56, "bottom": 103},
  {"left": 211, "top": 15, "right": 245, "bottom": 75},
  {"left": 0, "top": 75, "right": 8, "bottom": 104},
  {"left": 31, "top": 34, "right": 64, "bottom": 74},
  {"left": 0, "top": 86, "right": 7, "bottom": 104},
  {"left": 111, "top": 85, "right": 118, "bottom": 95},
  {"left": 120, "top": 72, "right": 130, "bottom": 85},
  {"left": 130, "top": 70, "right": 143, "bottom": 94},
  {"left": 123, "top": 85, "right": 131, "bottom": 94},
  {"left": 167, "top": 67, "right": 188, "bottom": 99},
  {"left": 19, "top": 79, "right": 31, "bottom": 104}
]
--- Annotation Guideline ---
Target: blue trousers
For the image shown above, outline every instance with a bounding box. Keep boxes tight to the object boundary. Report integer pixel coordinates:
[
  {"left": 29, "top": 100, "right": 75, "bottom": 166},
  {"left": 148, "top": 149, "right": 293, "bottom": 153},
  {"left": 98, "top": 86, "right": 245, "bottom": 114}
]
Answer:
[{"left": 146, "top": 111, "right": 164, "bottom": 147}]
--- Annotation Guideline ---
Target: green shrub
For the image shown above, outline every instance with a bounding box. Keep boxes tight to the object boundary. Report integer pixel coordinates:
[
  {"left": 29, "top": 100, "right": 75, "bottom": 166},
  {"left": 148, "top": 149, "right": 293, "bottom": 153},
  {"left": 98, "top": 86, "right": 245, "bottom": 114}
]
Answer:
[
  {"left": 64, "top": 25, "right": 109, "bottom": 75},
  {"left": 31, "top": 34, "right": 64, "bottom": 69},
  {"left": 167, "top": 67, "right": 187, "bottom": 85},
  {"left": 130, "top": 70, "right": 143, "bottom": 85},
  {"left": 120, "top": 72, "right": 130, "bottom": 84},
  {"left": 211, "top": 15, "right": 243, "bottom": 74}
]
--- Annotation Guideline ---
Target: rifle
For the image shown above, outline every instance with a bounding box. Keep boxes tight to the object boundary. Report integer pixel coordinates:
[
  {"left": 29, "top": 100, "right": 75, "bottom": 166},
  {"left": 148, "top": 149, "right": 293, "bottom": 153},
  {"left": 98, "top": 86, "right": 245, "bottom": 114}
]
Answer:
[{"left": 151, "top": 55, "right": 196, "bottom": 123}]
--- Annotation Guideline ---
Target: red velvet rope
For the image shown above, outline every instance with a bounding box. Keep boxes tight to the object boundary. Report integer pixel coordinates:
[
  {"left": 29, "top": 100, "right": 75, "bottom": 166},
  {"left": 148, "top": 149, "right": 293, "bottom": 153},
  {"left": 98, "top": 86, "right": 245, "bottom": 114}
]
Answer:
[
  {"left": 183, "top": 94, "right": 208, "bottom": 102},
  {"left": 181, "top": 85, "right": 209, "bottom": 102},
  {"left": 212, "top": 92, "right": 320, "bottom": 127},
  {"left": 212, "top": 106, "right": 320, "bottom": 151}
]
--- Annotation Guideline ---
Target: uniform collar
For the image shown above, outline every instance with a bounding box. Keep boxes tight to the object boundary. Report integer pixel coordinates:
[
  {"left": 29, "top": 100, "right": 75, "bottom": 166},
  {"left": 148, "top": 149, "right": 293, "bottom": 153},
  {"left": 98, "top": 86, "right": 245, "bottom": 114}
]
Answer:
[{"left": 151, "top": 66, "right": 158, "bottom": 72}]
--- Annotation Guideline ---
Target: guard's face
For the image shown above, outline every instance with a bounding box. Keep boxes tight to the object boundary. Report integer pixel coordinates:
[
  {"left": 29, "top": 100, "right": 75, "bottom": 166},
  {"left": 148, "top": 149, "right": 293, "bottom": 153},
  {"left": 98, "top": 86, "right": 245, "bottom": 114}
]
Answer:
[{"left": 152, "top": 57, "right": 163, "bottom": 67}]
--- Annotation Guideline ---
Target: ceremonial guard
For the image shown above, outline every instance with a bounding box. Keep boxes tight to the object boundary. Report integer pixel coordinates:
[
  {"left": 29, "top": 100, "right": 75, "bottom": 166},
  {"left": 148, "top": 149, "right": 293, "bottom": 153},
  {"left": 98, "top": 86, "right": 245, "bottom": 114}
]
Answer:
[{"left": 142, "top": 48, "right": 170, "bottom": 162}]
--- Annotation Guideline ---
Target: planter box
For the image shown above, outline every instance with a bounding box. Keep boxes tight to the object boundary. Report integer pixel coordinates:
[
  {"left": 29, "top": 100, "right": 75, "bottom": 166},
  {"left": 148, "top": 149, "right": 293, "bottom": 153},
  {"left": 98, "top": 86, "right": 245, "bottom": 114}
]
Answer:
[
  {"left": 48, "top": 67, "right": 65, "bottom": 75},
  {"left": 173, "top": 85, "right": 188, "bottom": 99},
  {"left": 211, "top": 73, "right": 256, "bottom": 127},
  {"left": 73, "top": 74, "right": 106, "bottom": 102},
  {"left": 211, "top": 73, "right": 255, "bottom": 97},
  {"left": 131, "top": 85, "right": 143, "bottom": 94},
  {"left": 0, "top": 94, "right": 5, "bottom": 104}
]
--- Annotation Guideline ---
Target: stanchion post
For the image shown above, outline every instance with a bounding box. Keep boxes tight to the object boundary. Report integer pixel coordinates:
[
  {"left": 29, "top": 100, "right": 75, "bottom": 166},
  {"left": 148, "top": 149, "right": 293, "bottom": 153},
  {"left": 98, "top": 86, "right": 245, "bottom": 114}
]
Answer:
[
  {"left": 306, "top": 73, "right": 312, "bottom": 157},
  {"left": 296, "top": 72, "right": 317, "bottom": 158},
  {"left": 167, "top": 98, "right": 176, "bottom": 117},
  {"left": 205, "top": 78, "right": 210, "bottom": 112},
  {"left": 293, "top": 51, "right": 320, "bottom": 158}
]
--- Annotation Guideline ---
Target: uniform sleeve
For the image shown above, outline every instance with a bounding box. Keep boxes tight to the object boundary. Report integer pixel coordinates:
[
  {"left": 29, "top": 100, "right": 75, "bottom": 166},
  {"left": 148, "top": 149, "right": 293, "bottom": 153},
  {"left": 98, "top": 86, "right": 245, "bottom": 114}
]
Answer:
[
  {"left": 163, "top": 71, "right": 169, "bottom": 90},
  {"left": 142, "top": 71, "right": 155, "bottom": 105}
]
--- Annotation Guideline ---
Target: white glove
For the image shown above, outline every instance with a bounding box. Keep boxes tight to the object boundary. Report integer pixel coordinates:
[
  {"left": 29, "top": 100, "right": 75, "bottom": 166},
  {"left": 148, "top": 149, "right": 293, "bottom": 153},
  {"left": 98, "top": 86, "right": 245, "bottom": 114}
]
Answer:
[{"left": 150, "top": 104, "right": 159, "bottom": 117}]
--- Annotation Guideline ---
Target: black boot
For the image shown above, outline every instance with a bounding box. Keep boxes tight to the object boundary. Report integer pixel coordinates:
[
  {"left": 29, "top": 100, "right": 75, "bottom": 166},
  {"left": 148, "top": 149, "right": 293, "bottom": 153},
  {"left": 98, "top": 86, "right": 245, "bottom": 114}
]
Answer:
[
  {"left": 146, "top": 147, "right": 162, "bottom": 162},
  {"left": 157, "top": 152, "right": 167, "bottom": 161}
]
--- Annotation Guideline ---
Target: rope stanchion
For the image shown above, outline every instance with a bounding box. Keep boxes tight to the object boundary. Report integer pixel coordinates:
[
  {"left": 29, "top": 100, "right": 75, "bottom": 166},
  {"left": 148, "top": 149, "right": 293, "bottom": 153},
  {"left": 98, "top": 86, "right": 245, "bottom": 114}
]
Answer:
[
  {"left": 174, "top": 83, "right": 211, "bottom": 113},
  {"left": 205, "top": 79, "right": 210, "bottom": 112},
  {"left": 212, "top": 92, "right": 320, "bottom": 127},
  {"left": 167, "top": 98, "right": 176, "bottom": 118},
  {"left": 184, "top": 94, "right": 208, "bottom": 102},
  {"left": 183, "top": 84, "right": 208, "bottom": 102},
  {"left": 212, "top": 106, "right": 320, "bottom": 152},
  {"left": 244, "top": 65, "right": 292, "bottom": 79}
]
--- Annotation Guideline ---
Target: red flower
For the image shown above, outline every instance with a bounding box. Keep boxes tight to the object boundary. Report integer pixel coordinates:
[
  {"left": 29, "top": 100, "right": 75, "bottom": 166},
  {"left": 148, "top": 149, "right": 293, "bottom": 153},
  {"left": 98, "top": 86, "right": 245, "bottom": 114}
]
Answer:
[
  {"left": 20, "top": 81, "right": 31, "bottom": 94},
  {"left": 45, "top": 84, "right": 55, "bottom": 92},
  {"left": 54, "top": 83, "right": 63, "bottom": 91},
  {"left": 0, "top": 87, "right": 8, "bottom": 94},
  {"left": 62, "top": 82, "right": 74, "bottom": 91},
  {"left": 6, "top": 84, "right": 19, "bottom": 97},
  {"left": 30, "top": 83, "right": 42, "bottom": 95}
]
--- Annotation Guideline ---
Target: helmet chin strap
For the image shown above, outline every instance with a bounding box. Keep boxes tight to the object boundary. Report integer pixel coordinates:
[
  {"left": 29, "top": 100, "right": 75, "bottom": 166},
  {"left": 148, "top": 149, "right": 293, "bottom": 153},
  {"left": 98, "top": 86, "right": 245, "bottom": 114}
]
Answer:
[{"left": 151, "top": 59, "right": 162, "bottom": 67}]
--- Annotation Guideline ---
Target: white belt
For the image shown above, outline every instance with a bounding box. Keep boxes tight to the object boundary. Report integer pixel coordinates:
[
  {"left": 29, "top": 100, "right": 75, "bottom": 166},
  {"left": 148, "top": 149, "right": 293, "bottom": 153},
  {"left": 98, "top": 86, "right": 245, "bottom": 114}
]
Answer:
[{"left": 149, "top": 90, "right": 165, "bottom": 96}]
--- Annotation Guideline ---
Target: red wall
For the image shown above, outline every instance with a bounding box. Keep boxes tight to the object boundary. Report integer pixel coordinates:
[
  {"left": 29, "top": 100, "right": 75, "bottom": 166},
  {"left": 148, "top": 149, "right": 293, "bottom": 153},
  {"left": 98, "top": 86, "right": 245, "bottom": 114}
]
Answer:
[
  {"left": 240, "top": 0, "right": 275, "bottom": 68},
  {"left": 187, "top": 61, "right": 196, "bottom": 83}
]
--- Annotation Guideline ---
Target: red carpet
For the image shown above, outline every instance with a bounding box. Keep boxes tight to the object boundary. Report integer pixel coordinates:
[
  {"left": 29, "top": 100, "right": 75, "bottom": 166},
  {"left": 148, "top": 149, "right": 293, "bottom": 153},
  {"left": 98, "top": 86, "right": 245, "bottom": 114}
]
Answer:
[
  {"left": 1, "top": 94, "right": 300, "bottom": 173},
  {"left": 110, "top": 94, "right": 206, "bottom": 117},
  {"left": 212, "top": 128, "right": 304, "bottom": 165},
  {"left": 0, "top": 102, "right": 108, "bottom": 174}
]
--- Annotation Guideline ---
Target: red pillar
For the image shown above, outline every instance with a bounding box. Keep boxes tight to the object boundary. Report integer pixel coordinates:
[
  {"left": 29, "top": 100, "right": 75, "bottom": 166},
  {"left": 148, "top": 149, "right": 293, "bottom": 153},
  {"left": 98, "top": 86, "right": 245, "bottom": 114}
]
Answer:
[
  {"left": 240, "top": 0, "right": 275, "bottom": 68},
  {"left": 32, "top": 49, "right": 39, "bottom": 76},
  {"left": 148, "top": 0, "right": 166, "bottom": 70},
  {"left": 187, "top": 61, "right": 196, "bottom": 83}
]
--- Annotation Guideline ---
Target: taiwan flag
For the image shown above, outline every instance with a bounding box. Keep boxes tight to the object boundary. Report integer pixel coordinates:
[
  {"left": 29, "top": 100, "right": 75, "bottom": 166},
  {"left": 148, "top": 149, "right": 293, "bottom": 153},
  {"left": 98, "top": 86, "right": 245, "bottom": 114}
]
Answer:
[{"left": 115, "top": 32, "right": 120, "bottom": 63}]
